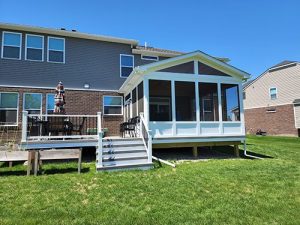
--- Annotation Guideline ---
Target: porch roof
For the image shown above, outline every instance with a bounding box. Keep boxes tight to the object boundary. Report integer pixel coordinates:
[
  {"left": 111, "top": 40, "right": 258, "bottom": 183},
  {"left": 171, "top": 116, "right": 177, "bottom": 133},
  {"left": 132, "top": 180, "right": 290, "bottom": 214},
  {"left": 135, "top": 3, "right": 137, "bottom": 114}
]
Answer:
[{"left": 119, "top": 50, "right": 251, "bottom": 93}]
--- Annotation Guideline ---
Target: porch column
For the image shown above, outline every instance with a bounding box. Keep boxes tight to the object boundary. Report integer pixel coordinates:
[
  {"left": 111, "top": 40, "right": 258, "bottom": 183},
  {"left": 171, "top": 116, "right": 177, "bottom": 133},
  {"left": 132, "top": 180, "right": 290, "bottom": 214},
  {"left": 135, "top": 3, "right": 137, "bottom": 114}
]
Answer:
[
  {"left": 195, "top": 81, "right": 200, "bottom": 135},
  {"left": 143, "top": 78, "right": 149, "bottom": 123},
  {"left": 238, "top": 83, "right": 245, "bottom": 135},
  {"left": 171, "top": 80, "right": 176, "bottom": 136},
  {"left": 217, "top": 83, "right": 223, "bottom": 134}
]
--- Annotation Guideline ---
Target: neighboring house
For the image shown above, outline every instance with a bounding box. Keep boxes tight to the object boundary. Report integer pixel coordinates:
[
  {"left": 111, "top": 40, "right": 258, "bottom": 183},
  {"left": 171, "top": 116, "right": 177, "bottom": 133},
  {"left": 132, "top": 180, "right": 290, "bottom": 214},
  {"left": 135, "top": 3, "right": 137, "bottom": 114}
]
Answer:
[
  {"left": 243, "top": 61, "right": 300, "bottom": 137},
  {"left": 0, "top": 23, "right": 250, "bottom": 170}
]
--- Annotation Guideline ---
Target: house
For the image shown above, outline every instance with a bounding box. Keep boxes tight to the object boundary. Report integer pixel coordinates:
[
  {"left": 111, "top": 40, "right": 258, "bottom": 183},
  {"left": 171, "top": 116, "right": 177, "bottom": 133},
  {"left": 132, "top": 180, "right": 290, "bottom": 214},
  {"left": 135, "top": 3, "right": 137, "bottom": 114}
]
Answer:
[
  {"left": 243, "top": 61, "right": 300, "bottom": 137},
  {"left": 0, "top": 23, "right": 250, "bottom": 170}
]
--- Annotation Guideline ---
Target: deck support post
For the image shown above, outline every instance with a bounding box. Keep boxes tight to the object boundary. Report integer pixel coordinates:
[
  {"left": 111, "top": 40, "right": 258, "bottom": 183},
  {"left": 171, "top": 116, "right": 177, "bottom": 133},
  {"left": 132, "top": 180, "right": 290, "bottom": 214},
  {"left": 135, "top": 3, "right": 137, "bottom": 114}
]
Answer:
[
  {"left": 21, "top": 111, "right": 28, "bottom": 143},
  {"left": 234, "top": 144, "right": 240, "bottom": 157},
  {"left": 192, "top": 146, "right": 198, "bottom": 158}
]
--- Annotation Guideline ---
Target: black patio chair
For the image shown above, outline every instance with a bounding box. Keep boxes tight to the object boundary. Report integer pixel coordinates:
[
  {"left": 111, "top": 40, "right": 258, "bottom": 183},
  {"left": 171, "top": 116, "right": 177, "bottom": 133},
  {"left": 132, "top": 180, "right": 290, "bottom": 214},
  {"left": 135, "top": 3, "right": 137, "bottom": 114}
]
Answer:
[
  {"left": 120, "top": 117, "right": 140, "bottom": 138},
  {"left": 70, "top": 117, "right": 87, "bottom": 135}
]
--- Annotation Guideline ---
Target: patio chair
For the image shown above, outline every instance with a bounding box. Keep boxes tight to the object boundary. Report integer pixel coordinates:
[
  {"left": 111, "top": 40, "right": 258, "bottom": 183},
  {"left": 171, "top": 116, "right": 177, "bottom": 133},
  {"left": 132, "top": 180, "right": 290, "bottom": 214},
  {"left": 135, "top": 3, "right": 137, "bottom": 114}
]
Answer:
[
  {"left": 71, "top": 117, "right": 87, "bottom": 135},
  {"left": 46, "top": 117, "right": 67, "bottom": 136},
  {"left": 120, "top": 117, "right": 140, "bottom": 138}
]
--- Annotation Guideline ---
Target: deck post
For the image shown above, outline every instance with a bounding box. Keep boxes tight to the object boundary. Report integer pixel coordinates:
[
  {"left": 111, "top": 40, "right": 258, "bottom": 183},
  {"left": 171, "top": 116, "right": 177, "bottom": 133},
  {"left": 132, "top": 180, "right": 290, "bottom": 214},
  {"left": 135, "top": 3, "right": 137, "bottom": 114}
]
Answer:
[
  {"left": 192, "top": 146, "right": 198, "bottom": 158},
  {"left": 21, "top": 111, "right": 28, "bottom": 142},
  {"left": 97, "top": 132, "right": 103, "bottom": 168},
  {"left": 97, "top": 112, "right": 102, "bottom": 133},
  {"left": 234, "top": 144, "right": 240, "bottom": 157}
]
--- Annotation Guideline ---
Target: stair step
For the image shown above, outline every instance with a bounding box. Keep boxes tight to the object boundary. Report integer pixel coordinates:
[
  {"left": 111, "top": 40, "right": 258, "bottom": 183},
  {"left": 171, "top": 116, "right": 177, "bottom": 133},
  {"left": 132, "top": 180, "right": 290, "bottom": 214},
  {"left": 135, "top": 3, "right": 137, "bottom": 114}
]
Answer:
[
  {"left": 102, "top": 146, "right": 146, "bottom": 152},
  {"left": 97, "top": 162, "right": 153, "bottom": 171},
  {"left": 102, "top": 148, "right": 145, "bottom": 154},
  {"left": 103, "top": 140, "right": 144, "bottom": 146},
  {"left": 100, "top": 158, "right": 149, "bottom": 167},
  {"left": 102, "top": 154, "right": 147, "bottom": 162}
]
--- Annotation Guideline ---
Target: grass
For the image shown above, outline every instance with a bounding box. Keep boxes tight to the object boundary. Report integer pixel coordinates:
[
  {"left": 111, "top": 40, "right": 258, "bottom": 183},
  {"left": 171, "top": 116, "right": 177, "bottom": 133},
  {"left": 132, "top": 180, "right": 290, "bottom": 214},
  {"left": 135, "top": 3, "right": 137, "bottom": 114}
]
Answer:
[{"left": 0, "top": 135, "right": 299, "bottom": 225}]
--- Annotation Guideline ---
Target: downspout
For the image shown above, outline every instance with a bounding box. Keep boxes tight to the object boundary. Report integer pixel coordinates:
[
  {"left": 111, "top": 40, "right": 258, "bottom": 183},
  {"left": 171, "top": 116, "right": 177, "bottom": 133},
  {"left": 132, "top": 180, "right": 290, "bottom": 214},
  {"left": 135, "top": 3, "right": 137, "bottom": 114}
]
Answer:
[{"left": 243, "top": 140, "right": 263, "bottom": 159}]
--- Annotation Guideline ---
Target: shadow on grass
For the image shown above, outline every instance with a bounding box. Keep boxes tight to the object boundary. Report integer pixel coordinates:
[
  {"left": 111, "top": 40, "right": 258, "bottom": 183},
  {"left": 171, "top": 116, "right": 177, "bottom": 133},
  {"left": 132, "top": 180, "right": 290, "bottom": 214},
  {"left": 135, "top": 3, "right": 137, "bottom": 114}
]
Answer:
[
  {"left": 0, "top": 163, "right": 90, "bottom": 176},
  {"left": 153, "top": 145, "right": 273, "bottom": 162},
  {"left": 42, "top": 167, "right": 90, "bottom": 175}
]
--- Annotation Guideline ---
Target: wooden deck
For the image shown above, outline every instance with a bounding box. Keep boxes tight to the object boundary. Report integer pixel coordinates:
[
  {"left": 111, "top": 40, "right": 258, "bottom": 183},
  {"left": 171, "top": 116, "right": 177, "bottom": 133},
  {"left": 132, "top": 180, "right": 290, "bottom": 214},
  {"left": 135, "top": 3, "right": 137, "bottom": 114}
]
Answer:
[{"left": 21, "top": 138, "right": 98, "bottom": 150}]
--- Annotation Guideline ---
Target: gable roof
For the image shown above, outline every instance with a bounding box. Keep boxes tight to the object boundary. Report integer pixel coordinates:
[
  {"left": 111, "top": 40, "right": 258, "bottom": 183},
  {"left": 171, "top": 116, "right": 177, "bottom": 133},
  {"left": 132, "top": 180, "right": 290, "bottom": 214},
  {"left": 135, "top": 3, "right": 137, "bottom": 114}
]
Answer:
[
  {"left": 243, "top": 60, "right": 299, "bottom": 90},
  {"left": 0, "top": 22, "right": 138, "bottom": 45},
  {"left": 270, "top": 60, "right": 297, "bottom": 69},
  {"left": 132, "top": 46, "right": 230, "bottom": 62},
  {"left": 119, "top": 50, "right": 250, "bottom": 93}
]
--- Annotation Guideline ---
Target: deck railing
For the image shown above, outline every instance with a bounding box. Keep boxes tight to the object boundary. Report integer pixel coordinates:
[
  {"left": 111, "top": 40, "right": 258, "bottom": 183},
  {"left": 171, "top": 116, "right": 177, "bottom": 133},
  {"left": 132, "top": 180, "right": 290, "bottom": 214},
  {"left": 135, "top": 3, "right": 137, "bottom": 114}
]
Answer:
[
  {"left": 22, "top": 111, "right": 101, "bottom": 142},
  {"left": 140, "top": 113, "right": 152, "bottom": 163}
]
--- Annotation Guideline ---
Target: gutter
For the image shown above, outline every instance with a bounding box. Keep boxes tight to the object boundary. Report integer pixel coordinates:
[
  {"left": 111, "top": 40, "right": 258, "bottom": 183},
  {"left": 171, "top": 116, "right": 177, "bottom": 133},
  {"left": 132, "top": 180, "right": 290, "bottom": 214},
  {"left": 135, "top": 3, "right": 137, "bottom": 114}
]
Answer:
[{"left": 243, "top": 141, "right": 263, "bottom": 159}]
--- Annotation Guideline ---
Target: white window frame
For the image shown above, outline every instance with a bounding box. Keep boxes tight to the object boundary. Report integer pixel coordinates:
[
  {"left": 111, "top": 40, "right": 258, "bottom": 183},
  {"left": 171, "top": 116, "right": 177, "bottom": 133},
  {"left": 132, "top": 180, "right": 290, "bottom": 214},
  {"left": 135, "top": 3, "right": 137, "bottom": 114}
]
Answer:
[
  {"left": 1, "top": 31, "right": 22, "bottom": 60},
  {"left": 120, "top": 54, "right": 134, "bottom": 78},
  {"left": 269, "top": 87, "right": 277, "bottom": 100},
  {"left": 141, "top": 54, "right": 159, "bottom": 61},
  {"left": 0, "top": 92, "right": 19, "bottom": 126},
  {"left": 25, "top": 34, "right": 44, "bottom": 62},
  {"left": 23, "top": 93, "right": 43, "bottom": 114},
  {"left": 47, "top": 36, "right": 65, "bottom": 63},
  {"left": 103, "top": 95, "right": 123, "bottom": 116},
  {"left": 46, "top": 93, "right": 55, "bottom": 114}
]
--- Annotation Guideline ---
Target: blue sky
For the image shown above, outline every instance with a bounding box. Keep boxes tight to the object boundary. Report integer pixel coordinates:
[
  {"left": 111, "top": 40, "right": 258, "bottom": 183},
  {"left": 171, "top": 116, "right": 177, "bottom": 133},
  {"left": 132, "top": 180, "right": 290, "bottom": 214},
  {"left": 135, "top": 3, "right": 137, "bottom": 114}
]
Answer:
[{"left": 0, "top": 0, "right": 299, "bottom": 79}]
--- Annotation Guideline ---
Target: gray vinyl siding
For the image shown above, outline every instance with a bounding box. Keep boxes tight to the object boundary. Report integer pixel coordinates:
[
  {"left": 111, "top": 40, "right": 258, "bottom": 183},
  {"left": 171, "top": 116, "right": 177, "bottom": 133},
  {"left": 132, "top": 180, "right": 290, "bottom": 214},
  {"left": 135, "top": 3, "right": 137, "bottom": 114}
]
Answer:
[
  {"left": 244, "top": 64, "right": 300, "bottom": 109},
  {"left": 0, "top": 29, "right": 138, "bottom": 90}
]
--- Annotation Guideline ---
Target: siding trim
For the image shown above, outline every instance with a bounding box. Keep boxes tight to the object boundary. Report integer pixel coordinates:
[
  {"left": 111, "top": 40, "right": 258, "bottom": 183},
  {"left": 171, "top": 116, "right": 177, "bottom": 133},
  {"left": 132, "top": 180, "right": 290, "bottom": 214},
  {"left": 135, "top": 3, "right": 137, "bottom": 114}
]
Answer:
[{"left": 0, "top": 84, "right": 120, "bottom": 93}]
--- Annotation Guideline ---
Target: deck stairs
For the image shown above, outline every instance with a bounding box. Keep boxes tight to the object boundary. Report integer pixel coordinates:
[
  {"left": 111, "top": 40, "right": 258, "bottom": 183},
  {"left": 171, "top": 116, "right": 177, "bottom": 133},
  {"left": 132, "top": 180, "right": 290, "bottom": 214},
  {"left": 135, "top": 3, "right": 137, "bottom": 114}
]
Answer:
[{"left": 96, "top": 138, "right": 153, "bottom": 171}]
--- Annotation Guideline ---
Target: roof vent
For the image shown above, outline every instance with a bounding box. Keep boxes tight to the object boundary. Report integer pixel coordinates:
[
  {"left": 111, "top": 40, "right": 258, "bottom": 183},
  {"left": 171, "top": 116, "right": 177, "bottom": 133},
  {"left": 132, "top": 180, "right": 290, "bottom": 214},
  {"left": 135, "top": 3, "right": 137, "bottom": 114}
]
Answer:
[{"left": 60, "top": 28, "right": 66, "bottom": 31}]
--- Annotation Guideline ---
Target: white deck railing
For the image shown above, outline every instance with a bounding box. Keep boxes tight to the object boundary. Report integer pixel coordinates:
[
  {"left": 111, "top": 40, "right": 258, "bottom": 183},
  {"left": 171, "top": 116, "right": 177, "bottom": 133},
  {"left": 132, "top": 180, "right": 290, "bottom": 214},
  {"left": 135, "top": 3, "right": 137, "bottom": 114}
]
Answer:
[
  {"left": 22, "top": 111, "right": 102, "bottom": 142},
  {"left": 140, "top": 113, "right": 152, "bottom": 163}
]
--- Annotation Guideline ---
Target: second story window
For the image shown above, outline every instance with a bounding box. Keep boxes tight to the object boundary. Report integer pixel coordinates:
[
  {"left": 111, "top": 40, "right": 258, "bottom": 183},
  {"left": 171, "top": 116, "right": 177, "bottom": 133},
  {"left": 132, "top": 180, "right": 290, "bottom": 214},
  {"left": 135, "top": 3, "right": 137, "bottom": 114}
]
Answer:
[
  {"left": 1, "top": 31, "right": 22, "bottom": 60},
  {"left": 269, "top": 87, "right": 277, "bottom": 100},
  {"left": 25, "top": 34, "right": 44, "bottom": 61},
  {"left": 120, "top": 54, "right": 134, "bottom": 78},
  {"left": 48, "top": 37, "right": 65, "bottom": 63}
]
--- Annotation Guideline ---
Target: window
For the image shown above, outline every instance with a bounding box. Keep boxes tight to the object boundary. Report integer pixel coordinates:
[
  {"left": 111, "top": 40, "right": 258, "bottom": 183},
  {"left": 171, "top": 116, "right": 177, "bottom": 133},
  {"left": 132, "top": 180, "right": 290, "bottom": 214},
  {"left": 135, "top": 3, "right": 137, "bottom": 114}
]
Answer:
[
  {"left": 48, "top": 37, "right": 65, "bottom": 63},
  {"left": 25, "top": 34, "right": 44, "bottom": 61},
  {"left": 175, "top": 81, "right": 196, "bottom": 121},
  {"left": 137, "top": 82, "right": 144, "bottom": 115},
  {"left": 141, "top": 55, "right": 159, "bottom": 61},
  {"left": 221, "top": 84, "right": 240, "bottom": 121},
  {"left": 0, "top": 92, "right": 19, "bottom": 126},
  {"left": 149, "top": 80, "right": 172, "bottom": 121},
  {"left": 23, "top": 93, "right": 42, "bottom": 114},
  {"left": 198, "top": 83, "right": 219, "bottom": 121},
  {"left": 103, "top": 96, "right": 123, "bottom": 115},
  {"left": 120, "top": 54, "right": 134, "bottom": 78},
  {"left": 46, "top": 94, "right": 55, "bottom": 114},
  {"left": 1, "top": 31, "right": 22, "bottom": 60},
  {"left": 269, "top": 87, "right": 277, "bottom": 100},
  {"left": 132, "top": 88, "right": 137, "bottom": 117}
]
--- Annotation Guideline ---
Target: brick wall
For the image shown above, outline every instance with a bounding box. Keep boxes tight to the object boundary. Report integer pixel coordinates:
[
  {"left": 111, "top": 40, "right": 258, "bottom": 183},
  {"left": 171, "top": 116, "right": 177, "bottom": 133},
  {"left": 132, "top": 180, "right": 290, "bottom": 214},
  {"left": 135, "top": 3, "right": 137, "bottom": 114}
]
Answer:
[
  {"left": 0, "top": 86, "right": 124, "bottom": 143},
  {"left": 245, "top": 104, "right": 298, "bottom": 136}
]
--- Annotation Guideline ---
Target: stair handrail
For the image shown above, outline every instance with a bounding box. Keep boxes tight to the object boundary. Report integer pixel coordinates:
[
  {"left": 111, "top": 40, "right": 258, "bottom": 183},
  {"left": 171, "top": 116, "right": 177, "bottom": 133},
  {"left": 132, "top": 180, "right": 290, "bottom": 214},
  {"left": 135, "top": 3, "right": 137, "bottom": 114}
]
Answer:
[{"left": 139, "top": 113, "right": 152, "bottom": 163}]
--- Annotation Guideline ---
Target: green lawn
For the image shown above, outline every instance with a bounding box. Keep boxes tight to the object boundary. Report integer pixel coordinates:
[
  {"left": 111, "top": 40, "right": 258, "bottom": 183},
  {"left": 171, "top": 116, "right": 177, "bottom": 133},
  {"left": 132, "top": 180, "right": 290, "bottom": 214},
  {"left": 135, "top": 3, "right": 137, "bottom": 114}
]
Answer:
[{"left": 0, "top": 136, "right": 299, "bottom": 225}]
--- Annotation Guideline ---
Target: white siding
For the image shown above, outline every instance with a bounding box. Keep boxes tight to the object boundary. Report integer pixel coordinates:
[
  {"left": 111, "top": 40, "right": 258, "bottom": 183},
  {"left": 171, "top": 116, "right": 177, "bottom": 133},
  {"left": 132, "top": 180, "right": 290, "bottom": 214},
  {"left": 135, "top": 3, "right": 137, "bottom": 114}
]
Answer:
[
  {"left": 244, "top": 64, "right": 300, "bottom": 109},
  {"left": 294, "top": 105, "right": 300, "bottom": 128}
]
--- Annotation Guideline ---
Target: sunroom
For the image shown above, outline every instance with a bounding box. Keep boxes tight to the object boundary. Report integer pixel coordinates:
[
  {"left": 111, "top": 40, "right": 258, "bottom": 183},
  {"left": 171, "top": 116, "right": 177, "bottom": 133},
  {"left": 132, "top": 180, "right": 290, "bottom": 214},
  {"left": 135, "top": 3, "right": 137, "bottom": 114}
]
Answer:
[{"left": 119, "top": 51, "right": 250, "bottom": 145}]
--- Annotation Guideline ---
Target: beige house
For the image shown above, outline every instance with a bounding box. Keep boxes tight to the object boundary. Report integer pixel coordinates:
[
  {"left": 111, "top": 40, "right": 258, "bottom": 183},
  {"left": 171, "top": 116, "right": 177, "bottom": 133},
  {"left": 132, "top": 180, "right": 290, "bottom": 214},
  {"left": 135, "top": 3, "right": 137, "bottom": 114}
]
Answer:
[{"left": 243, "top": 61, "right": 300, "bottom": 136}]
